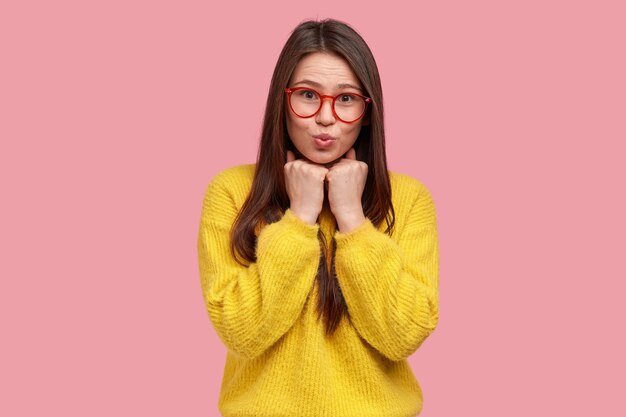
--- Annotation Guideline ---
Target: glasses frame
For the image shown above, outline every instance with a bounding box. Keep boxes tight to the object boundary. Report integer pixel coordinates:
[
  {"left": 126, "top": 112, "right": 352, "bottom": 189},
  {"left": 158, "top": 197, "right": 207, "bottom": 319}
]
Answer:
[{"left": 284, "top": 87, "right": 373, "bottom": 124}]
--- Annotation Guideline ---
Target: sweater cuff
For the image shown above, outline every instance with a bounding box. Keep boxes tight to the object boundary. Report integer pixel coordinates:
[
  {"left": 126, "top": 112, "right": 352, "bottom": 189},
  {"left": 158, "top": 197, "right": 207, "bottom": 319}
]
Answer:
[
  {"left": 334, "top": 217, "right": 377, "bottom": 243},
  {"left": 282, "top": 208, "right": 320, "bottom": 236}
]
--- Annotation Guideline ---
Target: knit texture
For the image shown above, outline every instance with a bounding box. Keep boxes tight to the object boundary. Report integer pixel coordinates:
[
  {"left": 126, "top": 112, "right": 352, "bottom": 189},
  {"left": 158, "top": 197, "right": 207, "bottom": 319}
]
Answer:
[{"left": 197, "top": 163, "right": 439, "bottom": 417}]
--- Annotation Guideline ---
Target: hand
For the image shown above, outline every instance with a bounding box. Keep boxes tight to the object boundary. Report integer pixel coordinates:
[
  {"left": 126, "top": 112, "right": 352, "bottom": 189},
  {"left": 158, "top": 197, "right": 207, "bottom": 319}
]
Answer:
[
  {"left": 284, "top": 150, "right": 329, "bottom": 225},
  {"left": 326, "top": 147, "right": 368, "bottom": 232}
]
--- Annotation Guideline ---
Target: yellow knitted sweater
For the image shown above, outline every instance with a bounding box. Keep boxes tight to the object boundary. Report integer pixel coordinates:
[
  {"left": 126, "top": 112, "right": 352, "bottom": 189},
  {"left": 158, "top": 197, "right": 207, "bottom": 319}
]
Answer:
[{"left": 197, "top": 163, "right": 439, "bottom": 417}]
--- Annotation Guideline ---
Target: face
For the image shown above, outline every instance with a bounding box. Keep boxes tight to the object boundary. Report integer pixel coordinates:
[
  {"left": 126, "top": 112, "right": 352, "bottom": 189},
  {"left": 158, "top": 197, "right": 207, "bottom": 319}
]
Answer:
[{"left": 285, "top": 52, "right": 369, "bottom": 167}]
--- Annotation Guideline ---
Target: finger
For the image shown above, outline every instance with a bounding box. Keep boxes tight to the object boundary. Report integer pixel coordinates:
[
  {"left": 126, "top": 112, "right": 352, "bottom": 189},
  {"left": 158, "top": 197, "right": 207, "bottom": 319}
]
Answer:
[
  {"left": 286, "top": 150, "right": 295, "bottom": 163},
  {"left": 344, "top": 147, "right": 357, "bottom": 160}
]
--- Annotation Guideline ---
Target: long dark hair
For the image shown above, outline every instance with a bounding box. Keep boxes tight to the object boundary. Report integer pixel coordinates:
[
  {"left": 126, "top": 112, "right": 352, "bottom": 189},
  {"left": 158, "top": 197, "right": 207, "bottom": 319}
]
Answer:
[{"left": 229, "top": 18, "right": 395, "bottom": 335}]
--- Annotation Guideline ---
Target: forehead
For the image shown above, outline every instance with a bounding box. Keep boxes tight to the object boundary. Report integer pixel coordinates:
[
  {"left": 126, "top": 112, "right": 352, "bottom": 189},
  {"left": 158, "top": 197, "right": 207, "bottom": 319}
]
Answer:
[{"left": 290, "top": 52, "right": 362, "bottom": 90}]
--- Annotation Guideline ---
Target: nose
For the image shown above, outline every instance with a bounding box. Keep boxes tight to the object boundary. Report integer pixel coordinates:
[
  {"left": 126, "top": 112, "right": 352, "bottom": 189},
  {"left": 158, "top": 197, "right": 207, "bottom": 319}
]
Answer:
[{"left": 315, "top": 97, "right": 336, "bottom": 126}]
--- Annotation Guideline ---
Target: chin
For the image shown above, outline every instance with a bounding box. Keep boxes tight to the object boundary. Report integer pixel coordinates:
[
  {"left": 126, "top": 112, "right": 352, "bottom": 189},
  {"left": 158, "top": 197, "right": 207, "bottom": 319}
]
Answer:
[{"left": 306, "top": 153, "right": 341, "bottom": 166}]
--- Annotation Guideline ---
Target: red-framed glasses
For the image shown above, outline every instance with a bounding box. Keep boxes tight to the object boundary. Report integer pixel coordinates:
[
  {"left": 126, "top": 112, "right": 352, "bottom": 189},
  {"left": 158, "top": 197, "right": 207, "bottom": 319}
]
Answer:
[{"left": 284, "top": 87, "right": 372, "bottom": 123}]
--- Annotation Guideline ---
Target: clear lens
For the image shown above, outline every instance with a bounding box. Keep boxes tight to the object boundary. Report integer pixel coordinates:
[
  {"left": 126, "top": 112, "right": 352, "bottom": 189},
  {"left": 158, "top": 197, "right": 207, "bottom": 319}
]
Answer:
[{"left": 289, "top": 89, "right": 366, "bottom": 122}]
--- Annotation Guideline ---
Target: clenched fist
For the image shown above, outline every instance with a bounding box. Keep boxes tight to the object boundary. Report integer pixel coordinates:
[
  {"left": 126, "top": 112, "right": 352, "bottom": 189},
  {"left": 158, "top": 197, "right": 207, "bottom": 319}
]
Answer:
[
  {"left": 326, "top": 148, "right": 367, "bottom": 232},
  {"left": 284, "top": 150, "right": 329, "bottom": 225}
]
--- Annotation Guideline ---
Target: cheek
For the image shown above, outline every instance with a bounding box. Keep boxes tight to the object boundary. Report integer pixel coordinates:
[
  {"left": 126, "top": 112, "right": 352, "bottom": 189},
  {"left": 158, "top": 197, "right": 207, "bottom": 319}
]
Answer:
[
  {"left": 286, "top": 113, "right": 309, "bottom": 137},
  {"left": 342, "top": 123, "right": 363, "bottom": 144},
  {"left": 285, "top": 117, "right": 311, "bottom": 156},
  {"left": 285, "top": 113, "right": 295, "bottom": 137}
]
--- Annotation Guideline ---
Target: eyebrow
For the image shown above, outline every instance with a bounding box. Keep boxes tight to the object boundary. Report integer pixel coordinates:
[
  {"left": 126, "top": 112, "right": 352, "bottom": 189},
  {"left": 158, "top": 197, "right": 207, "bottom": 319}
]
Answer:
[{"left": 292, "top": 79, "right": 363, "bottom": 92}]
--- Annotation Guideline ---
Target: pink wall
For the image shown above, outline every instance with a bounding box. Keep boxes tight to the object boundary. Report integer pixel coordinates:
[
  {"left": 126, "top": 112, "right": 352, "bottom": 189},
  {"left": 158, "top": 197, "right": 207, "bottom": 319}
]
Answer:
[{"left": 1, "top": 0, "right": 624, "bottom": 415}]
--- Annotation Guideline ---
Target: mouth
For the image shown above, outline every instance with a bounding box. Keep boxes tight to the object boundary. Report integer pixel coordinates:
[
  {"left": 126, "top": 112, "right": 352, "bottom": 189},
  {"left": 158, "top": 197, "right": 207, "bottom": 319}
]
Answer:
[
  {"left": 313, "top": 134, "right": 336, "bottom": 149},
  {"left": 313, "top": 133, "right": 336, "bottom": 141}
]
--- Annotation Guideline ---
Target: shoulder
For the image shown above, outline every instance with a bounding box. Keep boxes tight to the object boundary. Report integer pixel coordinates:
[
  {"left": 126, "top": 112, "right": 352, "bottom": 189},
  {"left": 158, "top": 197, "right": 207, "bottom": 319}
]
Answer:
[
  {"left": 209, "top": 163, "right": 256, "bottom": 187},
  {"left": 388, "top": 170, "right": 437, "bottom": 227},
  {"left": 388, "top": 170, "right": 433, "bottom": 202},
  {"left": 202, "top": 163, "right": 256, "bottom": 209}
]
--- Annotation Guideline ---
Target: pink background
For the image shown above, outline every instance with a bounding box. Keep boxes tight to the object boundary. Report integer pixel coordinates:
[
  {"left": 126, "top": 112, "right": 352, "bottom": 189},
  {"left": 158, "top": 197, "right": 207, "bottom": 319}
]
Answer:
[{"left": 1, "top": 0, "right": 624, "bottom": 415}]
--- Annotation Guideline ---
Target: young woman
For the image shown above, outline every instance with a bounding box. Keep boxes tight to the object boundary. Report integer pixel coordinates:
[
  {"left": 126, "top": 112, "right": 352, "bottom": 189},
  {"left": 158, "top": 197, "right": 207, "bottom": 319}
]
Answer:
[{"left": 197, "top": 18, "right": 440, "bottom": 417}]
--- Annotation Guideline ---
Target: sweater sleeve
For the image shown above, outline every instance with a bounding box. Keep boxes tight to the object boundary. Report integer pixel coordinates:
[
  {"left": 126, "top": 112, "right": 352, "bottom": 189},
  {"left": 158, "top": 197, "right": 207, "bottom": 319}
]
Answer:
[
  {"left": 197, "top": 175, "right": 321, "bottom": 359},
  {"left": 333, "top": 183, "right": 439, "bottom": 362}
]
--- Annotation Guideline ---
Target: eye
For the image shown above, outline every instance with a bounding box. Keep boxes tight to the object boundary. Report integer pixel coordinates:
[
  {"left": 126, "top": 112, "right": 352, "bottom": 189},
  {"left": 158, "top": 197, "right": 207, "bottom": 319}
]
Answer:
[
  {"left": 296, "top": 89, "right": 318, "bottom": 100},
  {"left": 339, "top": 94, "right": 356, "bottom": 103}
]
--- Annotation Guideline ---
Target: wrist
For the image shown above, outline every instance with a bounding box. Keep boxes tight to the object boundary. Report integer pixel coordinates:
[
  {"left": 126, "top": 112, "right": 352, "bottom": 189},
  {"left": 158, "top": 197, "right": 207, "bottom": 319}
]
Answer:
[
  {"left": 336, "top": 212, "right": 366, "bottom": 233},
  {"left": 289, "top": 207, "right": 318, "bottom": 226}
]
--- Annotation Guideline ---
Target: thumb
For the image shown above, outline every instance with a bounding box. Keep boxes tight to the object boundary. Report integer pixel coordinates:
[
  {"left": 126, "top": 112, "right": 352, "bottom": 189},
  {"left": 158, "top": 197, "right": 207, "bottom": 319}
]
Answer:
[
  {"left": 344, "top": 147, "right": 357, "bottom": 160},
  {"left": 286, "top": 150, "right": 295, "bottom": 163}
]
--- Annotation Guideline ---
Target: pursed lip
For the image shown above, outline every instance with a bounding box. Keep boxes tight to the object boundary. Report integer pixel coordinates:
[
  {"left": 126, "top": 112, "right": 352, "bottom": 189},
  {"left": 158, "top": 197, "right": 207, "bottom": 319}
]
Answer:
[{"left": 313, "top": 133, "right": 336, "bottom": 141}]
